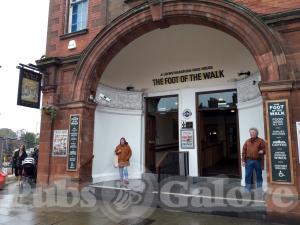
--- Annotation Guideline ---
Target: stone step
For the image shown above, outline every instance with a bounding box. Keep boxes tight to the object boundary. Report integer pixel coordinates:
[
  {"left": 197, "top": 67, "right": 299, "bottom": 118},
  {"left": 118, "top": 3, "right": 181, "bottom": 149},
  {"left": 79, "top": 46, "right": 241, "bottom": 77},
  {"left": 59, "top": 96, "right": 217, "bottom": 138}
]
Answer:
[{"left": 90, "top": 178, "right": 266, "bottom": 220}]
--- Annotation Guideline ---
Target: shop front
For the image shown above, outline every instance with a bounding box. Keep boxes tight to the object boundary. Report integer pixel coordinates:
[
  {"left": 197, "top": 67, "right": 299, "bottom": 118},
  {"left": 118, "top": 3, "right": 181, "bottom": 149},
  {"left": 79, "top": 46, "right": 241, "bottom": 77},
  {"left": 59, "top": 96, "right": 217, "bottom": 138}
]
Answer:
[
  {"left": 91, "top": 24, "right": 266, "bottom": 189},
  {"left": 37, "top": 0, "right": 300, "bottom": 221}
]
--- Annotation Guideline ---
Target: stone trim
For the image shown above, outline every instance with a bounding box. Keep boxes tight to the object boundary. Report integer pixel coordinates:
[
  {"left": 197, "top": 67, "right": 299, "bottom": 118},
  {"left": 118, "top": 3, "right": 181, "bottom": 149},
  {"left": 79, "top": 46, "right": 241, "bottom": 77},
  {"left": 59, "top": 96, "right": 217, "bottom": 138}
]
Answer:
[
  {"left": 36, "top": 55, "right": 81, "bottom": 68},
  {"left": 236, "top": 73, "right": 261, "bottom": 103},
  {"left": 59, "top": 29, "right": 89, "bottom": 40},
  {"left": 57, "top": 101, "right": 97, "bottom": 110},
  {"left": 259, "top": 80, "right": 294, "bottom": 92},
  {"left": 96, "top": 84, "right": 143, "bottom": 110},
  {"left": 260, "top": 9, "right": 300, "bottom": 26}
]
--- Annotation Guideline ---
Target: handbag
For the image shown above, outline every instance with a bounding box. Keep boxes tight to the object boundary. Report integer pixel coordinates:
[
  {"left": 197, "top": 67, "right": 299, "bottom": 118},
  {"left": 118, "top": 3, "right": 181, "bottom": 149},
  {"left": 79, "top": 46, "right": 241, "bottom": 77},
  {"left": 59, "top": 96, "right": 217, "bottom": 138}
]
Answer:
[{"left": 114, "top": 154, "right": 119, "bottom": 168}]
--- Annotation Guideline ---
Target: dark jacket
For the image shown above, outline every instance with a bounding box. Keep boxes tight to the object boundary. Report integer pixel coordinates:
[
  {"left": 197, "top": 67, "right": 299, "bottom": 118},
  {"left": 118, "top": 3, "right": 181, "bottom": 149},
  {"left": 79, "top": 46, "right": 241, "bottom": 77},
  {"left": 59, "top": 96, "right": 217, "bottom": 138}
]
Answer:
[{"left": 14, "top": 150, "right": 27, "bottom": 167}]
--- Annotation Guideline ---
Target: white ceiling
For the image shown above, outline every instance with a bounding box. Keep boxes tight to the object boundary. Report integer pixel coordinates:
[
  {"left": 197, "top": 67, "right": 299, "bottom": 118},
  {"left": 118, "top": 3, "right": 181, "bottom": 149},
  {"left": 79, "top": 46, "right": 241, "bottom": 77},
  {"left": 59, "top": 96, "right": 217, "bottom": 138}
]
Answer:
[{"left": 100, "top": 24, "right": 258, "bottom": 93}]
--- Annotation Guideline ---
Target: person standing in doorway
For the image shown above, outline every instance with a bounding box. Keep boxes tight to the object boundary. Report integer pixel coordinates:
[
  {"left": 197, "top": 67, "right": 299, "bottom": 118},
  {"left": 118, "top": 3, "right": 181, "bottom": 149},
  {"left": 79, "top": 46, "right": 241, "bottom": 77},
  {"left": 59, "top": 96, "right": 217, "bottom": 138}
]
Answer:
[
  {"left": 242, "top": 128, "right": 265, "bottom": 193},
  {"left": 115, "top": 137, "right": 132, "bottom": 185}
]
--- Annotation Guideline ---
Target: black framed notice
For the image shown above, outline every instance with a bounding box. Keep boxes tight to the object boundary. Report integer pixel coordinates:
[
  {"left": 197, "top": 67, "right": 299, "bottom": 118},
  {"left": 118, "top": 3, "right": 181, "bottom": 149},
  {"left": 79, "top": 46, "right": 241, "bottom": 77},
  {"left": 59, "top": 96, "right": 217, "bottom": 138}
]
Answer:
[
  {"left": 266, "top": 99, "right": 294, "bottom": 184},
  {"left": 17, "top": 67, "right": 42, "bottom": 109},
  {"left": 67, "top": 114, "right": 81, "bottom": 171}
]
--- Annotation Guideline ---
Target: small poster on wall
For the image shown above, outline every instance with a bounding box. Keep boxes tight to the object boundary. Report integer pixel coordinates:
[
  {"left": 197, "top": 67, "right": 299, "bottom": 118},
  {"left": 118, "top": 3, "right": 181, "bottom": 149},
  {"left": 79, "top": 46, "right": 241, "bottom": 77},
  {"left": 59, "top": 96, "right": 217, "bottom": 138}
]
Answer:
[
  {"left": 181, "top": 129, "right": 194, "bottom": 149},
  {"left": 52, "top": 130, "right": 68, "bottom": 157},
  {"left": 297, "top": 122, "right": 300, "bottom": 164}
]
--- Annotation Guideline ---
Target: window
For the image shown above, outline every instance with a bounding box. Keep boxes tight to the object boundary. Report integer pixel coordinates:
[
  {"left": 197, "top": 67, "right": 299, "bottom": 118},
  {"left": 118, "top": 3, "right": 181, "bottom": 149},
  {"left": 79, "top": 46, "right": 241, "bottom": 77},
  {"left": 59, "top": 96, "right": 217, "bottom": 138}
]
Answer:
[
  {"left": 147, "top": 96, "right": 178, "bottom": 113},
  {"left": 68, "top": 0, "right": 88, "bottom": 33},
  {"left": 198, "top": 90, "right": 237, "bottom": 109}
]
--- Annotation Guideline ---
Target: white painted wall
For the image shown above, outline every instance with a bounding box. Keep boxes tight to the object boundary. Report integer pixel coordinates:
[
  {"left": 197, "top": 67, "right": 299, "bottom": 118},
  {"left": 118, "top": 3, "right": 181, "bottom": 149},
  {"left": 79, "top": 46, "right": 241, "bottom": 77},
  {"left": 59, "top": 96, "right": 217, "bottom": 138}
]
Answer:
[
  {"left": 92, "top": 107, "right": 143, "bottom": 183},
  {"left": 178, "top": 89, "right": 198, "bottom": 176}
]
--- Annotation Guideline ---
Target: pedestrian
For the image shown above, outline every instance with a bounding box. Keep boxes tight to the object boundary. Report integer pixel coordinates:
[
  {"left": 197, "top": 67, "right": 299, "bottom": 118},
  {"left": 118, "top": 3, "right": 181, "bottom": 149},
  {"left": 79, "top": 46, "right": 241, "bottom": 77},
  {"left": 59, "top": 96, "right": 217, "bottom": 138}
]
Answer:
[
  {"left": 242, "top": 127, "right": 266, "bottom": 193},
  {"left": 115, "top": 137, "right": 132, "bottom": 185},
  {"left": 14, "top": 144, "right": 27, "bottom": 186}
]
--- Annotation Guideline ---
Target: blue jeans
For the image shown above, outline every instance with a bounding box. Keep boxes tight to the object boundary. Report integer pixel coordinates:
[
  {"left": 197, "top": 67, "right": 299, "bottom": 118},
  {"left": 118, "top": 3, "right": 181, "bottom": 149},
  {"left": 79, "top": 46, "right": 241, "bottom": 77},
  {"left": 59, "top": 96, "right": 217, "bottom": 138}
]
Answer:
[
  {"left": 245, "top": 160, "right": 263, "bottom": 191},
  {"left": 119, "top": 167, "right": 128, "bottom": 181}
]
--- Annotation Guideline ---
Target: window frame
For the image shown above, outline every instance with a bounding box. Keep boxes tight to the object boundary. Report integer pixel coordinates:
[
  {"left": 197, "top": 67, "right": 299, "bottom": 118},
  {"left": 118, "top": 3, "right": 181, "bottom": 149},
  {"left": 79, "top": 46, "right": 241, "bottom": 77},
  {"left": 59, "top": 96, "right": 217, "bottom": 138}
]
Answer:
[{"left": 66, "top": 0, "right": 89, "bottom": 34}]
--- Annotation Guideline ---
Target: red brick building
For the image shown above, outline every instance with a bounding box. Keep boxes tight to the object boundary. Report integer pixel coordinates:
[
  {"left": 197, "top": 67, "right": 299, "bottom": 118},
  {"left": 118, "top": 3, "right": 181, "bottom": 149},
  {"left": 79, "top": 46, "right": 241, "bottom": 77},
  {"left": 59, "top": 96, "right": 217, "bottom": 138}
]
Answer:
[{"left": 37, "top": 0, "right": 300, "bottom": 221}]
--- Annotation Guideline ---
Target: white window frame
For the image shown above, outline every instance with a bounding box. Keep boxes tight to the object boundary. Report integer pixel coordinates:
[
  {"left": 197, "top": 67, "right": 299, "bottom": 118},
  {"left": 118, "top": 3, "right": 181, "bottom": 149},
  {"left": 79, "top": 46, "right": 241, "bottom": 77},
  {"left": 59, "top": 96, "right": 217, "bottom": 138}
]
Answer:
[{"left": 68, "top": 0, "right": 89, "bottom": 33}]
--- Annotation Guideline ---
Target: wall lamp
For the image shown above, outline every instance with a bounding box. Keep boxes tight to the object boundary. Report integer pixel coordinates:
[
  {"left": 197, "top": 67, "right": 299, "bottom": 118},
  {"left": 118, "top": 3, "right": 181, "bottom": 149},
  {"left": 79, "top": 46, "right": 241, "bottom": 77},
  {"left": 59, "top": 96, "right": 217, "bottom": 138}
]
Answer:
[{"left": 238, "top": 71, "right": 251, "bottom": 77}]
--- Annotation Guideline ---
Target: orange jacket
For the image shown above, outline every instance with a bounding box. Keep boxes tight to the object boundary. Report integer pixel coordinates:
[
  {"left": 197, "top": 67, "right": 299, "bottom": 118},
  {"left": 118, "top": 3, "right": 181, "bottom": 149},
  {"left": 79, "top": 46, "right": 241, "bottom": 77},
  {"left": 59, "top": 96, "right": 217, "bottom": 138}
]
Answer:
[
  {"left": 115, "top": 144, "right": 132, "bottom": 167},
  {"left": 242, "top": 137, "right": 266, "bottom": 170}
]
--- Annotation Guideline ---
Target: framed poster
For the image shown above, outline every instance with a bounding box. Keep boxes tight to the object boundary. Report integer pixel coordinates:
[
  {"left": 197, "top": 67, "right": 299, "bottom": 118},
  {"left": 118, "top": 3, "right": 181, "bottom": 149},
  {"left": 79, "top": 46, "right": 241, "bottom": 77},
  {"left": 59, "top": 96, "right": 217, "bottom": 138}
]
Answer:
[
  {"left": 296, "top": 122, "right": 300, "bottom": 164},
  {"left": 266, "top": 99, "right": 294, "bottom": 184},
  {"left": 17, "top": 67, "right": 42, "bottom": 109},
  {"left": 181, "top": 129, "right": 194, "bottom": 149},
  {"left": 52, "top": 130, "right": 68, "bottom": 157},
  {"left": 67, "top": 114, "right": 81, "bottom": 171}
]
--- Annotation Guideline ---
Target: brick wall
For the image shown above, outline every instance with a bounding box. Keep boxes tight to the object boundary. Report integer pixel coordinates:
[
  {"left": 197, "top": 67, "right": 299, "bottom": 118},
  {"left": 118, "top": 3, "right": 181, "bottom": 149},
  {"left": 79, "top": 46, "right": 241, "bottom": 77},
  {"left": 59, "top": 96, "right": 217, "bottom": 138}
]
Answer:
[
  {"left": 45, "top": 0, "right": 300, "bottom": 59},
  {"left": 233, "top": 0, "right": 300, "bottom": 14},
  {"left": 46, "top": 0, "right": 107, "bottom": 57}
]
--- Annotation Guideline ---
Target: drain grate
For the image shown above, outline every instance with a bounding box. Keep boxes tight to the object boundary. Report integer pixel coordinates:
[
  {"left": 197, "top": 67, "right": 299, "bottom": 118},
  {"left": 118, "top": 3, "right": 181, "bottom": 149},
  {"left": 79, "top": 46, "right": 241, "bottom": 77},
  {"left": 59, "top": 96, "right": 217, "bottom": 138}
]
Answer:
[{"left": 118, "top": 218, "right": 155, "bottom": 225}]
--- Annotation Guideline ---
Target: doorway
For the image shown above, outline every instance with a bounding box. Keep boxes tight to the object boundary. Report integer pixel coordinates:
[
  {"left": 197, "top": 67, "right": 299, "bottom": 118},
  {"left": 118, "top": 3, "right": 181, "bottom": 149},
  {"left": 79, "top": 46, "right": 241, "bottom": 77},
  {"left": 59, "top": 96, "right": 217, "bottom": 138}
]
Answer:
[
  {"left": 197, "top": 90, "right": 241, "bottom": 178},
  {"left": 145, "top": 95, "right": 179, "bottom": 173}
]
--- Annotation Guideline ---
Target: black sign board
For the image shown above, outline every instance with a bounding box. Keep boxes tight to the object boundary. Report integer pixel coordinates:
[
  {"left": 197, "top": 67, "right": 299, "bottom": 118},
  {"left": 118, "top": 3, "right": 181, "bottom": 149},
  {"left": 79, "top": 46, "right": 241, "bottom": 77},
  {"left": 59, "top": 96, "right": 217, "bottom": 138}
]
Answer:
[
  {"left": 67, "top": 114, "right": 81, "bottom": 171},
  {"left": 17, "top": 67, "right": 42, "bottom": 109},
  {"left": 266, "top": 100, "right": 294, "bottom": 184}
]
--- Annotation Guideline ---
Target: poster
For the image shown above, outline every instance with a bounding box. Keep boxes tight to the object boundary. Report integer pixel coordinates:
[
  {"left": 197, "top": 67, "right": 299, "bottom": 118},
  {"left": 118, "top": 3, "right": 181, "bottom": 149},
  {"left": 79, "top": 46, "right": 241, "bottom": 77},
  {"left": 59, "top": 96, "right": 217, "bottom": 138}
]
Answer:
[
  {"left": 297, "top": 122, "right": 300, "bottom": 164},
  {"left": 17, "top": 67, "right": 42, "bottom": 109},
  {"left": 67, "top": 115, "right": 81, "bottom": 171},
  {"left": 52, "top": 130, "right": 68, "bottom": 157},
  {"left": 181, "top": 129, "right": 194, "bottom": 149},
  {"left": 266, "top": 100, "right": 294, "bottom": 184}
]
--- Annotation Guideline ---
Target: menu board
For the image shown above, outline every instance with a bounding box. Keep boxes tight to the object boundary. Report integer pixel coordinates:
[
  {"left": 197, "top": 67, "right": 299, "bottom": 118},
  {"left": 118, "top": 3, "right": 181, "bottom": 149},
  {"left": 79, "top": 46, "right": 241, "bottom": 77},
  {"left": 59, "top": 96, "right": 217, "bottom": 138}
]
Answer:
[
  {"left": 266, "top": 100, "right": 293, "bottom": 184},
  {"left": 67, "top": 114, "right": 81, "bottom": 171}
]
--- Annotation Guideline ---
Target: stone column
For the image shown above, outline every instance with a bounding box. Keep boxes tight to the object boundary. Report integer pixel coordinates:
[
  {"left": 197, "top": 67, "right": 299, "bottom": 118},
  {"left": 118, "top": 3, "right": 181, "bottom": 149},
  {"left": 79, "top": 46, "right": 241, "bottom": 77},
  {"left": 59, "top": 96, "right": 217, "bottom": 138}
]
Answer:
[{"left": 260, "top": 80, "right": 300, "bottom": 221}]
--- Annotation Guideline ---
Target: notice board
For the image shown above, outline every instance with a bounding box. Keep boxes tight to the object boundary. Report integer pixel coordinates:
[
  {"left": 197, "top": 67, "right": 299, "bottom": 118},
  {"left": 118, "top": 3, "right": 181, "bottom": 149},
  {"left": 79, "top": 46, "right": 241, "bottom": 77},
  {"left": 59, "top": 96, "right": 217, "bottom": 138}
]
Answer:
[{"left": 266, "top": 100, "right": 294, "bottom": 184}]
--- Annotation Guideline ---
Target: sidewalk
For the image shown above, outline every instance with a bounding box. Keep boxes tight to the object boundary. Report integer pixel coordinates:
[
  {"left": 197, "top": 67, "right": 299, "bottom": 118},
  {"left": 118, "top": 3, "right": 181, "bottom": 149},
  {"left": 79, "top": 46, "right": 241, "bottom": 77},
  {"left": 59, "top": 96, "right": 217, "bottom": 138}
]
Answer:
[{"left": 0, "top": 182, "right": 288, "bottom": 225}]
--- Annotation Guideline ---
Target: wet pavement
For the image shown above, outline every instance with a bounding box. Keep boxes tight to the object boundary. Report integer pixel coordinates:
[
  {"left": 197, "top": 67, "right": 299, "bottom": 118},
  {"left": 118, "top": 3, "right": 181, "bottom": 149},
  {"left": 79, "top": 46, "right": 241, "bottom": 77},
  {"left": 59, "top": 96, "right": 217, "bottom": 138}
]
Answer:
[{"left": 0, "top": 181, "right": 288, "bottom": 225}]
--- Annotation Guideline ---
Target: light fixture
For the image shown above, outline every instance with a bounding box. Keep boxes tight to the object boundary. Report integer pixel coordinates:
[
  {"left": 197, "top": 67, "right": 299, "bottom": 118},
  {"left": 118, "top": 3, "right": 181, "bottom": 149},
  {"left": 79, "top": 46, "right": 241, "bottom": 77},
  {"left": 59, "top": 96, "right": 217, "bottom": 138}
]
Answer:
[
  {"left": 238, "top": 71, "right": 251, "bottom": 76},
  {"left": 91, "top": 93, "right": 111, "bottom": 103},
  {"left": 126, "top": 86, "right": 134, "bottom": 91}
]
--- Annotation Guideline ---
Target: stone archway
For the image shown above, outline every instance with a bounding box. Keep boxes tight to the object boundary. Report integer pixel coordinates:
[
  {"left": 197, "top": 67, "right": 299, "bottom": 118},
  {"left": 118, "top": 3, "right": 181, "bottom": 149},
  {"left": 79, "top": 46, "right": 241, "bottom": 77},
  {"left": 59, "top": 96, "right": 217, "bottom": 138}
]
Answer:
[{"left": 72, "top": 0, "right": 288, "bottom": 103}]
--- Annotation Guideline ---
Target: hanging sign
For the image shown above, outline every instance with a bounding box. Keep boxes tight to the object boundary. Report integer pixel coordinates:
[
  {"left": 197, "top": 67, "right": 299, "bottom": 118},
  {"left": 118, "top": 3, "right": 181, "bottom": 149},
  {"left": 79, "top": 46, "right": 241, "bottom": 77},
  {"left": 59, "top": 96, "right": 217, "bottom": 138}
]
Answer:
[
  {"left": 17, "top": 67, "right": 42, "bottom": 109},
  {"left": 266, "top": 100, "right": 294, "bottom": 184},
  {"left": 67, "top": 115, "right": 81, "bottom": 171}
]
